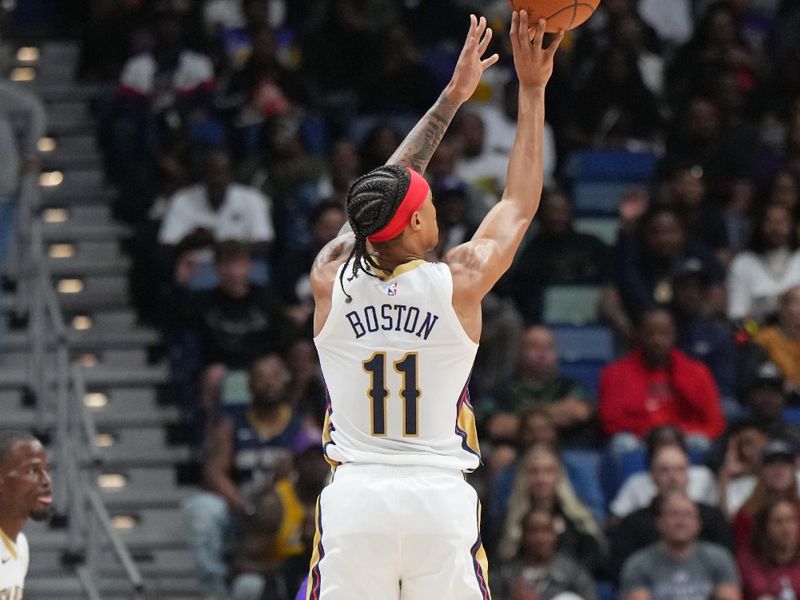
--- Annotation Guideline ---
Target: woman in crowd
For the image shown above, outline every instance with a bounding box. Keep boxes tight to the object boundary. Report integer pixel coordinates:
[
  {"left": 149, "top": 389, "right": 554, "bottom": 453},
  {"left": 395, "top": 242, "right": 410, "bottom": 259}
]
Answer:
[
  {"left": 497, "top": 445, "right": 606, "bottom": 574},
  {"left": 738, "top": 498, "right": 800, "bottom": 600},
  {"left": 728, "top": 203, "right": 800, "bottom": 324}
]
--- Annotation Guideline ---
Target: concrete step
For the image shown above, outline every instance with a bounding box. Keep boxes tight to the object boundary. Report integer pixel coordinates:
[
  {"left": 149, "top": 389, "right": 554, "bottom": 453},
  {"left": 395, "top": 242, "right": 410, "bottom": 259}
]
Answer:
[
  {"left": 44, "top": 102, "right": 94, "bottom": 134},
  {"left": 47, "top": 253, "right": 131, "bottom": 277},
  {"left": 82, "top": 363, "right": 169, "bottom": 387},
  {"left": 25, "top": 574, "right": 202, "bottom": 599},
  {"left": 55, "top": 275, "right": 129, "bottom": 311},
  {"left": 43, "top": 221, "right": 129, "bottom": 243},
  {"left": 40, "top": 169, "right": 115, "bottom": 206},
  {"left": 96, "top": 427, "right": 191, "bottom": 468},
  {"left": 2, "top": 325, "right": 161, "bottom": 352},
  {"left": 90, "top": 388, "right": 180, "bottom": 429},
  {"left": 40, "top": 134, "right": 102, "bottom": 170}
]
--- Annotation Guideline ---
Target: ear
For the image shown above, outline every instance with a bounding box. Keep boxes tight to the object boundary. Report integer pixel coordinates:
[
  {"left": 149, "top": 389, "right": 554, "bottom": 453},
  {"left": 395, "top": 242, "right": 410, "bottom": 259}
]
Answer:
[{"left": 411, "top": 210, "right": 424, "bottom": 231}]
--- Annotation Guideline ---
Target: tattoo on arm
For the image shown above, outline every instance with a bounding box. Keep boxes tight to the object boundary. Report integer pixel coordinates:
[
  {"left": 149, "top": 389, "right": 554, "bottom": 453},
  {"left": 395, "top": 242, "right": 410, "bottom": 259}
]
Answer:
[
  {"left": 386, "top": 92, "right": 460, "bottom": 174},
  {"left": 312, "top": 235, "right": 356, "bottom": 272}
]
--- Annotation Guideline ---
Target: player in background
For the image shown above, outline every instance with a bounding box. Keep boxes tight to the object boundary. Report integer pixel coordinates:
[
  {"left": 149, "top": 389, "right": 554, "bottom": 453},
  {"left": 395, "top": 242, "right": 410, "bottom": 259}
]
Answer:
[
  {"left": 0, "top": 430, "right": 53, "bottom": 599},
  {"left": 308, "top": 11, "right": 562, "bottom": 600}
]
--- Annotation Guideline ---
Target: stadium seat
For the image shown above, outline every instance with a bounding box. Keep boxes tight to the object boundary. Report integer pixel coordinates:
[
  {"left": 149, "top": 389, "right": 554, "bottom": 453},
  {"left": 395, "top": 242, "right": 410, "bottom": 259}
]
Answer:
[
  {"left": 568, "top": 149, "right": 657, "bottom": 216},
  {"left": 552, "top": 325, "right": 616, "bottom": 363},
  {"left": 542, "top": 285, "right": 601, "bottom": 325},
  {"left": 574, "top": 216, "right": 619, "bottom": 245},
  {"left": 784, "top": 407, "right": 800, "bottom": 426},
  {"left": 567, "top": 149, "right": 657, "bottom": 181},
  {"left": 559, "top": 361, "right": 604, "bottom": 398}
]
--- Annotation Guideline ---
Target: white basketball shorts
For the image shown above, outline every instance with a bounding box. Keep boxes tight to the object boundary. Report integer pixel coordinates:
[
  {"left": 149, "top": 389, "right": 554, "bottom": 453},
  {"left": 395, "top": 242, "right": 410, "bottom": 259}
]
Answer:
[{"left": 306, "top": 463, "right": 491, "bottom": 600}]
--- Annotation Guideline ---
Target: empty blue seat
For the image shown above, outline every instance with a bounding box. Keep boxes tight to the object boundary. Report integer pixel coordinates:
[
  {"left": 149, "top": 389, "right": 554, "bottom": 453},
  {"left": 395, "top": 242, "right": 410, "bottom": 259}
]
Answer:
[
  {"left": 784, "top": 408, "right": 800, "bottom": 426},
  {"left": 560, "top": 361, "right": 604, "bottom": 397},
  {"left": 542, "top": 285, "right": 601, "bottom": 325},
  {"left": 553, "top": 325, "right": 616, "bottom": 363},
  {"left": 573, "top": 181, "right": 637, "bottom": 216},
  {"left": 568, "top": 149, "right": 657, "bottom": 181}
]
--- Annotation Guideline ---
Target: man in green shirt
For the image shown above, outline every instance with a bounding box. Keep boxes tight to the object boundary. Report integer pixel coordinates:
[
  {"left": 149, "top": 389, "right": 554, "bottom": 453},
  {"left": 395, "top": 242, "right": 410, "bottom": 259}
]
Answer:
[{"left": 482, "top": 325, "right": 595, "bottom": 446}]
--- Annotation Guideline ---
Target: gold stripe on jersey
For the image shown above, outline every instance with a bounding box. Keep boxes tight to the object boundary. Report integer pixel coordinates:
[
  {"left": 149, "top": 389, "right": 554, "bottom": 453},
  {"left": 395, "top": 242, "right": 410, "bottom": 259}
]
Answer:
[
  {"left": 0, "top": 586, "right": 24, "bottom": 600},
  {"left": 306, "top": 498, "right": 323, "bottom": 600},
  {"left": 321, "top": 405, "right": 340, "bottom": 469},
  {"left": 374, "top": 259, "right": 425, "bottom": 281},
  {"left": 456, "top": 400, "right": 481, "bottom": 458},
  {"left": 0, "top": 529, "right": 17, "bottom": 561}
]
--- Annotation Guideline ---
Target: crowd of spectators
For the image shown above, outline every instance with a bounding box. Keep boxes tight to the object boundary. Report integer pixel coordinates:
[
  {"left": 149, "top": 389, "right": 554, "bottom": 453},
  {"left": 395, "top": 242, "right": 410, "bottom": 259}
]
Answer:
[{"left": 50, "top": 0, "right": 800, "bottom": 598}]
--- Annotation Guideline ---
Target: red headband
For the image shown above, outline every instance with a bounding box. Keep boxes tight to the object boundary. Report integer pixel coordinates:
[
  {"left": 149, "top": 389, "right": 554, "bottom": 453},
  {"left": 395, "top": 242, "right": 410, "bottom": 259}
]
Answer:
[{"left": 367, "top": 168, "right": 430, "bottom": 243}]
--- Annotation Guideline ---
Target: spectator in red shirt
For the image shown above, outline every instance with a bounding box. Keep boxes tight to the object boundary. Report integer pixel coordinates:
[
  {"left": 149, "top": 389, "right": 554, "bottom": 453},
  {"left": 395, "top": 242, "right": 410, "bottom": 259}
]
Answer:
[
  {"left": 599, "top": 308, "right": 725, "bottom": 454},
  {"left": 737, "top": 498, "right": 800, "bottom": 600}
]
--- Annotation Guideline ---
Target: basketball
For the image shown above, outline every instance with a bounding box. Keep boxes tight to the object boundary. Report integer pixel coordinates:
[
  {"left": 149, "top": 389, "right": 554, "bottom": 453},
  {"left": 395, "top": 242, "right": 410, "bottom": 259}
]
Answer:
[{"left": 508, "top": 0, "right": 602, "bottom": 32}]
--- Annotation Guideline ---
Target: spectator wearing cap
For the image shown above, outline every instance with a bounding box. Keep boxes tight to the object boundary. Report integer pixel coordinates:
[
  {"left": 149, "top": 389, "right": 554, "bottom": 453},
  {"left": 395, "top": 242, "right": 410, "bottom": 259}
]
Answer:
[
  {"left": 733, "top": 439, "right": 800, "bottom": 549},
  {"left": 506, "top": 188, "right": 614, "bottom": 325},
  {"left": 599, "top": 308, "right": 725, "bottom": 453},
  {"left": 615, "top": 205, "right": 726, "bottom": 321},
  {"left": 608, "top": 443, "right": 733, "bottom": 577},
  {"left": 727, "top": 203, "right": 800, "bottom": 325},
  {"left": 670, "top": 257, "right": 737, "bottom": 402},
  {"left": 609, "top": 425, "right": 719, "bottom": 521},
  {"left": 753, "top": 286, "right": 800, "bottom": 392},
  {"left": 432, "top": 175, "right": 480, "bottom": 256},
  {"left": 620, "top": 491, "right": 741, "bottom": 600}
]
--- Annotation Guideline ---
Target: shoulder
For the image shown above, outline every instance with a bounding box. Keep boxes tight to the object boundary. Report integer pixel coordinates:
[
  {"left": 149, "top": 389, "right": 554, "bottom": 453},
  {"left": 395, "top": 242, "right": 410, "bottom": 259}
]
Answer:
[
  {"left": 696, "top": 541, "right": 736, "bottom": 565},
  {"left": 170, "top": 185, "right": 203, "bottom": 206},
  {"left": 229, "top": 184, "right": 268, "bottom": 204},
  {"left": 624, "top": 543, "right": 659, "bottom": 570},
  {"left": 730, "top": 252, "right": 759, "bottom": 270}
]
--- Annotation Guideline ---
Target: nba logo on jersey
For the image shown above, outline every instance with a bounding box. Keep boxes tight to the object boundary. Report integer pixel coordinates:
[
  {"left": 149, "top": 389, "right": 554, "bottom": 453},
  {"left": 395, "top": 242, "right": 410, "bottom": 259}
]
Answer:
[{"left": 387, "top": 282, "right": 398, "bottom": 296}]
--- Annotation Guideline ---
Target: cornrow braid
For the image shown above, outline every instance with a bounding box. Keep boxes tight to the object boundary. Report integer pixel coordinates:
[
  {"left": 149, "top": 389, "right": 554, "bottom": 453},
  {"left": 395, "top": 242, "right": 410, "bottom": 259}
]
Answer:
[{"left": 340, "top": 165, "right": 411, "bottom": 302}]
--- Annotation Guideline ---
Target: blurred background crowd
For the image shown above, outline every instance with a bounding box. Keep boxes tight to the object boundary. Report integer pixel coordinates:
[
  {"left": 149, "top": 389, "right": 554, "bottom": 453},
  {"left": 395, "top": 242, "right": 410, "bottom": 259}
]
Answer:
[{"left": 5, "top": 0, "right": 800, "bottom": 599}]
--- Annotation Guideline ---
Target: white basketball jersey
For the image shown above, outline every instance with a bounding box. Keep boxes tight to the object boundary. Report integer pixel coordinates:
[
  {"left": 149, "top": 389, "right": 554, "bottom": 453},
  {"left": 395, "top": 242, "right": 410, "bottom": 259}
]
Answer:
[
  {"left": 314, "top": 259, "right": 481, "bottom": 472},
  {"left": 0, "top": 529, "right": 29, "bottom": 599}
]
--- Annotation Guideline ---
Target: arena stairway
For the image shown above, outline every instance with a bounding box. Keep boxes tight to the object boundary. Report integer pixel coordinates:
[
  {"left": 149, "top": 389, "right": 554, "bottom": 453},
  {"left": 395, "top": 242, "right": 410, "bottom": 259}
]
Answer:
[{"left": 3, "top": 40, "right": 202, "bottom": 599}]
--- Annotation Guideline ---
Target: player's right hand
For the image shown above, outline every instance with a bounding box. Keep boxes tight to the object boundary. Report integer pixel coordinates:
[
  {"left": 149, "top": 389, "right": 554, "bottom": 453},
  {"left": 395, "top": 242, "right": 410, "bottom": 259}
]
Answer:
[{"left": 510, "top": 11, "right": 563, "bottom": 90}]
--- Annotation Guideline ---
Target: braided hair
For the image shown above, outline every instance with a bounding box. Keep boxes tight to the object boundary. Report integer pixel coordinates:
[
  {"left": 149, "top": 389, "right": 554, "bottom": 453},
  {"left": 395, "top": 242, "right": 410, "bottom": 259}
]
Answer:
[{"left": 340, "top": 165, "right": 411, "bottom": 302}]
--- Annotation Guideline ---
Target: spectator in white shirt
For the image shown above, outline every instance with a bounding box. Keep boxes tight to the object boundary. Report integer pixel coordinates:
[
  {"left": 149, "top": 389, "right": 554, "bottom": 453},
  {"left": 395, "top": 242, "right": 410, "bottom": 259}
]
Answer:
[
  {"left": 727, "top": 203, "right": 800, "bottom": 324},
  {"left": 159, "top": 150, "right": 274, "bottom": 255},
  {"left": 476, "top": 78, "right": 557, "bottom": 188},
  {"left": 610, "top": 425, "right": 718, "bottom": 520}
]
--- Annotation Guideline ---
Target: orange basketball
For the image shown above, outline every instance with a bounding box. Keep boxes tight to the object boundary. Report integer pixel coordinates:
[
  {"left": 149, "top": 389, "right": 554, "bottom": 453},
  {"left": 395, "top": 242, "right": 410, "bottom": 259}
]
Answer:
[{"left": 508, "top": 0, "right": 602, "bottom": 32}]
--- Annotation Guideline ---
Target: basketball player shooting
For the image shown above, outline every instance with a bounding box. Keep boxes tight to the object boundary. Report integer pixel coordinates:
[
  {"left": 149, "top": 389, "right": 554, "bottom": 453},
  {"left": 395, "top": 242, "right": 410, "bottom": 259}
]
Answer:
[
  {"left": 308, "top": 11, "right": 563, "bottom": 600},
  {"left": 0, "top": 430, "right": 53, "bottom": 599}
]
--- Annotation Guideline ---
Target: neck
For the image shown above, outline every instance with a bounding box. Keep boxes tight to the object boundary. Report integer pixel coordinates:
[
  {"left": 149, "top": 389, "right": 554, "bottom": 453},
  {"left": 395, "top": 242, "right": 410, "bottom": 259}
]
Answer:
[
  {"left": 252, "top": 402, "right": 283, "bottom": 421},
  {"left": 662, "top": 540, "right": 695, "bottom": 560},
  {"left": 520, "top": 370, "right": 553, "bottom": 385},
  {"left": 782, "top": 321, "right": 800, "bottom": 340},
  {"left": 642, "top": 352, "right": 670, "bottom": 370},
  {"left": 773, "top": 544, "right": 797, "bottom": 565},
  {"left": 372, "top": 251, "right": 425, "bottom": 274},
  {"left": 530, "top": 497, "right": 556, "bottom": 513},
  {"left": 0, "top": 516, "right": 25, "bottom": 543},
  {"left": 521, "top": 550, "right": 551, "bottom": 567}
]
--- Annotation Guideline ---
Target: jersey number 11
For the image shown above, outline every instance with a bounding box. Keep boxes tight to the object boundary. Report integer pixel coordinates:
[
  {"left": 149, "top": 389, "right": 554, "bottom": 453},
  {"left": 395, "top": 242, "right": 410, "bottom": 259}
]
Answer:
[{"left": 363, "top": 352, "right": 420, "bottom": 437}]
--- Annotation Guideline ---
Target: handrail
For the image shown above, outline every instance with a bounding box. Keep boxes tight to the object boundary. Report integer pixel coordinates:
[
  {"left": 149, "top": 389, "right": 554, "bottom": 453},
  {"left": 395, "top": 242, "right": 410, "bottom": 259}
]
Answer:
[
  {"left": 85, "top": 489, "right": 146, "bottom": 597},
  {"left": 19, "top": 162, "right": 146, "bottom": 598}
]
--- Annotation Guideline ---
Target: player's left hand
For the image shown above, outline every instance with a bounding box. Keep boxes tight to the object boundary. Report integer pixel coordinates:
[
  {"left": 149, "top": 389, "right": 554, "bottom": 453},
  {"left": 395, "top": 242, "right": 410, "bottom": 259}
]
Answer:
[{"left": 446, "top": 14, "right": 500, "bottom": 104}]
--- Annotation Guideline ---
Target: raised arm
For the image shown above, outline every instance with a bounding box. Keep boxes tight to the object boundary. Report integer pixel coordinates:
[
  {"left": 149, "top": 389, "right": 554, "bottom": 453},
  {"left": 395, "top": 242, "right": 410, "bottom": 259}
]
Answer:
[
  {"left": 386, "top": 14, "right": 499, "bottom": 174},
  {"left": 446, "top": 12, "right": 563, "bottom": 301}
]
